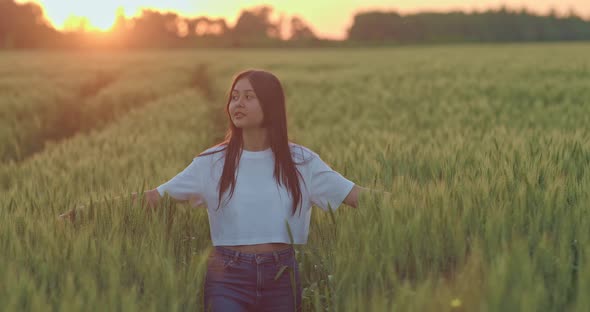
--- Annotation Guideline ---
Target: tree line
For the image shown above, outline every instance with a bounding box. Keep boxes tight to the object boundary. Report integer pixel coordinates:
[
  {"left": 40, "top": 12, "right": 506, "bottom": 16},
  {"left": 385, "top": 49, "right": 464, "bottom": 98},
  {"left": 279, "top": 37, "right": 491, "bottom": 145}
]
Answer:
[
  {"left": 348, "top": 7, "right": 590, "bottom": 43},
  {"left": 1, "top": 0, "right": 589, "bottom": 49}
]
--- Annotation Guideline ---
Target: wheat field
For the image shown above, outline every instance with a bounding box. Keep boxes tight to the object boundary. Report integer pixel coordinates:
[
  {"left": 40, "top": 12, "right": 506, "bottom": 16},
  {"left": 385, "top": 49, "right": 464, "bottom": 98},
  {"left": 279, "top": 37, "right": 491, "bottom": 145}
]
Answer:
[{"left": 1, "top": 43, "right": 590, "bottom": 311}]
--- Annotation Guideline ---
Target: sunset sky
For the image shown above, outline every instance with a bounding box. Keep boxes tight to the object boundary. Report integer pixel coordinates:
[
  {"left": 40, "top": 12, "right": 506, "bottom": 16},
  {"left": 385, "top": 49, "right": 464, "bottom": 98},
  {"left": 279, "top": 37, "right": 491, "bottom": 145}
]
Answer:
[{"left": 18, "top": 0, "right": 590, "bottom": 39}]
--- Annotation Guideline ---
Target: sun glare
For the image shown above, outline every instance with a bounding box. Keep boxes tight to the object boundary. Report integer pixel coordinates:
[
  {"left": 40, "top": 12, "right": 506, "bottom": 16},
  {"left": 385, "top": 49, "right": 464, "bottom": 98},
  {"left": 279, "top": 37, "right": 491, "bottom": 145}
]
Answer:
[
  {"left": 14, "top": 0, "right": 125, "bottom": 31},
  {"left": 69, "top": 3, "right": 121, "bottom": 30},
  {"left": 16, "top": 1, "right": 152, "bottom": 32},
  {"left": 18, "top": 0, "right": 267, "bottom": 33},
  {"left": 62, "top": 12, "right": 119, "bottom": 32}
]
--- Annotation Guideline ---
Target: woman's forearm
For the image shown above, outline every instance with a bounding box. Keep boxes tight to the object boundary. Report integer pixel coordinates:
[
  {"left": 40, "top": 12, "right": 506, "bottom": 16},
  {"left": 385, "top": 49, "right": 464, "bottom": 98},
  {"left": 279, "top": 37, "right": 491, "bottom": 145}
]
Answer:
[
  {"left": 59, "top": 190, "right": 163, "bottom": 221},
  {"left": 358, "top": 186, "right": 392, "bottom": 206},
  {"left": 143, "top": 189, "right": 161, "bottom": 208}
]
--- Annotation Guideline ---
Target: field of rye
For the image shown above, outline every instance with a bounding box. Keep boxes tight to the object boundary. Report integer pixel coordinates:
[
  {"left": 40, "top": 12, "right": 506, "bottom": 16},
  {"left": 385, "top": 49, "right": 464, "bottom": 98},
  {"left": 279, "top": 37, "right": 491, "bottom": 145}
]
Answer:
[{"left": 1, "top": 43, "right": 590, "bottom": 311}]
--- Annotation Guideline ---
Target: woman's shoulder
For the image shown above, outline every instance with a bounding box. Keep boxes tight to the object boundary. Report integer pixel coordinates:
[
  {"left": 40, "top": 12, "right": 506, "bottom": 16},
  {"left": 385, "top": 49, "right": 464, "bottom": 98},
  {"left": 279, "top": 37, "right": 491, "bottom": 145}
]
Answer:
[
  {"left": 195, "top": 144, "right": 227, "bottom": 161},
  {"left": 289, "top": 142, "right": 318, "bottom": 164},
  {"left": 203, "top": 144, "right": 227, "bottom": 154}
]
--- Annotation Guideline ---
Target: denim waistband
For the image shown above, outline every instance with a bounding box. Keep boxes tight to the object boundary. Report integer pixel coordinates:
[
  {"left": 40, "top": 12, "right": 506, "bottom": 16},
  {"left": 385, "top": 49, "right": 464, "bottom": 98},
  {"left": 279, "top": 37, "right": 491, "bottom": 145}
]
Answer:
[{"left": 212, "top": 245, "right": 295, "bottom": 265}]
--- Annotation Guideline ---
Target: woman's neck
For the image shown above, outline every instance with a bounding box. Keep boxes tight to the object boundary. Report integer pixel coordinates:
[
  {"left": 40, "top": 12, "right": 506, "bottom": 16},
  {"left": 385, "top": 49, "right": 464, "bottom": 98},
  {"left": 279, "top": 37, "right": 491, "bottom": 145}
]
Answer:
[{"left": 241, "top": 128, "right": 270, "bottom": 151}]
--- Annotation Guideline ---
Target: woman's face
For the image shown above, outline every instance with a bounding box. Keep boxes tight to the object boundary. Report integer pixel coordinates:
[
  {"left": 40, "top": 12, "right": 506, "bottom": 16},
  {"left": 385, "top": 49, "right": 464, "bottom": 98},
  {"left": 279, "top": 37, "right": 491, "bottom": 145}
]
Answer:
[{"left": 229, "top": 78, "right": 264, "bottom": 129}]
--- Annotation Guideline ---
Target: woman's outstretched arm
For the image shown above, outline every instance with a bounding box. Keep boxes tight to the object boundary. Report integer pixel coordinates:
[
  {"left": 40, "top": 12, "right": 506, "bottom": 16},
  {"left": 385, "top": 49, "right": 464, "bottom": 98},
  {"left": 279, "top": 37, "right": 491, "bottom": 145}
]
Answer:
[
  {"left": 57, "top": 189, "right": 162, "bottom": 222},
  {"left": 342, "top": 185, "right": 392, "bottom": 209},
  {"left": 133, "top": 189, "right": 199, "bottom": 208},
  {"left": 131, "top": 189, "right": 161, "bottom": 209}
]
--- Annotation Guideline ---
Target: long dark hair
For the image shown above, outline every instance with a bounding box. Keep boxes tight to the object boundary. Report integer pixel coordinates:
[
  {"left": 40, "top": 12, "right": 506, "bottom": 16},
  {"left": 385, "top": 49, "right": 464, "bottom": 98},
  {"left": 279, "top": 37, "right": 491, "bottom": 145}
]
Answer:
[{"left": 197, "top": 69, "right": 307, "bottom": 217}]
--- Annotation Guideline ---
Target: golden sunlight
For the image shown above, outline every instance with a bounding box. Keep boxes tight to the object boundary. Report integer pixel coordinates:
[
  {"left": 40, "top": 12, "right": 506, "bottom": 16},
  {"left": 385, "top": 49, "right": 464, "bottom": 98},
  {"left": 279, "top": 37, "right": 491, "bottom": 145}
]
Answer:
[
  {"left": 16, "top": 0, "right": 590, "bottom": 38},
  {"left": 17, "top": 0, "right": 201, "bottom": 32},
  {"left": 17, "top": 0, "right": 128, "bottom": 31}
]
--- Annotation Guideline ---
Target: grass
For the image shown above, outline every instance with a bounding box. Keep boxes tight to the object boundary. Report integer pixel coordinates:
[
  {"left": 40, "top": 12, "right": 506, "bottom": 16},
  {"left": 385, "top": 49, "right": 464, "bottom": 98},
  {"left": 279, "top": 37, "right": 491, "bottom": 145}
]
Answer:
[{"left": 1, "top": 43, "right": 589, "bottom": 311}]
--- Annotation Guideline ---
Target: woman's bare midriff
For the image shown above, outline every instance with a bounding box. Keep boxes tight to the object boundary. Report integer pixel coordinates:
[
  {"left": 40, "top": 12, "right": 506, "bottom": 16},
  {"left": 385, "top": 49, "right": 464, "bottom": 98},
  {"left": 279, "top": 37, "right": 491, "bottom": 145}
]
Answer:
[{"left": 223, "top": 243, "right": 291, "bottom": 253}]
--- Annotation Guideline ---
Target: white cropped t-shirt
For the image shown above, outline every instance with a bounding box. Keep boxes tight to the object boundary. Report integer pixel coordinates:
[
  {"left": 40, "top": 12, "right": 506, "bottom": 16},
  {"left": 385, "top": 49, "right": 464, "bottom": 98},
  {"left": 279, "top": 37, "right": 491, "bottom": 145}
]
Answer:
[{"left": 156, "top": 142, "right": 355, "bottom": 246}]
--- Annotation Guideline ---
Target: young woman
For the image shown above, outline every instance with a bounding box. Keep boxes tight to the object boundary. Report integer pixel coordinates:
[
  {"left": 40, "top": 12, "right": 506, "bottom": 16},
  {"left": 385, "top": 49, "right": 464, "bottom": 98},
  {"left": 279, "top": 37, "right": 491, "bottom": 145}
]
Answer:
[{"left": 61, "top": 69, "right": 382, "bottom": 311}]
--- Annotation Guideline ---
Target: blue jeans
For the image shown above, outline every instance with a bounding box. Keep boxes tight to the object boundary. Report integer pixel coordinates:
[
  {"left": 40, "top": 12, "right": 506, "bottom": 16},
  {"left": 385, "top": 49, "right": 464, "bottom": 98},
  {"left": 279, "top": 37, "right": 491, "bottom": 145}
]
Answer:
[{"left": 203, "top": 245, "right": 303, "bottom": 312}]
